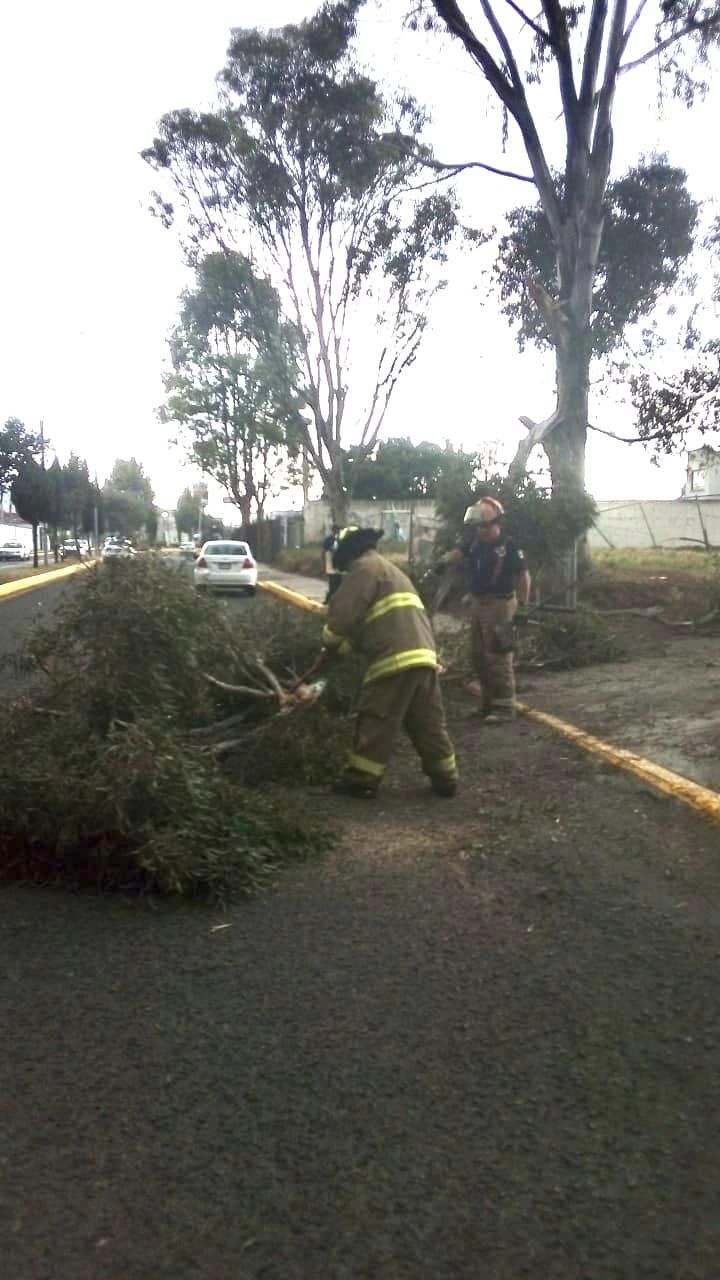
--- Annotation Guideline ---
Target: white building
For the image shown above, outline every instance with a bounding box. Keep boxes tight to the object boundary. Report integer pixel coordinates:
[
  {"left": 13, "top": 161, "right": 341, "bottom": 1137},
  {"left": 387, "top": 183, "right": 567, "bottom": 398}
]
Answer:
[
  {"left": 0, "top": 491, "right": 33, "bottom": 551},
  {"left": 682, "top": 446, "right": 720, "bottom": 498}
]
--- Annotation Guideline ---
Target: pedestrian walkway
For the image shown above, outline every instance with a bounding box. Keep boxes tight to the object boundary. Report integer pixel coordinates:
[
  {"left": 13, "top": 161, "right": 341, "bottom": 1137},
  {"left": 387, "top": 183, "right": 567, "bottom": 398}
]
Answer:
[{"left": 259, "top": 564, "right": 326, "bottom": 603}]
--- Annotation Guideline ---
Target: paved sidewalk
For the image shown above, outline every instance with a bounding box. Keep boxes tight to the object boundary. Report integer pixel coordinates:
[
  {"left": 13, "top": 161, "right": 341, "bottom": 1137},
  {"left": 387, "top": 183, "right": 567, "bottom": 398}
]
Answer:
[{"left": 259, "top": 564, "right": 326, "bottom": 603}]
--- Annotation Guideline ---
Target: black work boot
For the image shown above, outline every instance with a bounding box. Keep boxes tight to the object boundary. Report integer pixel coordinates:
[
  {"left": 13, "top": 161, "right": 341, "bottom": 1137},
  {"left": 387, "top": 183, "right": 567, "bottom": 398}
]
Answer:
[
  {"left": 430, "top": 777, "right": 458, "bottom": 798},
  {"left": 483, "top": 705, "right": 516, "bottom": 724},
  {"left": 332, "top": 778, "right": 378, "bottom": 800}
]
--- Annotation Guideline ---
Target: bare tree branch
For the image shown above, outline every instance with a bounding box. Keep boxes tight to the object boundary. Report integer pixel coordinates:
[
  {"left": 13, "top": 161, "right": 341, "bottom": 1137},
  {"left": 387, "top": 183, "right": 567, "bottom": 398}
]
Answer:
[
  {"left": 420, "top": 155, "right": 536, "bottom": 183},
  {"left": 431, "top": 0, "right": 564, "bottom": 240},
  {"left": 579, "top": 0, "right": 609, "bottom": 108},
  {"left": 503, "top": 0, "right": 550, "bottom": 43},
  {"left": 619, "top": 12, "right": 720, "bottom": 75},
  {"left": 540, "top": 0, "right": 579, "bottom": 118},
  {"left": 619, "top": 0, "right": 649, "bottom": 55}
]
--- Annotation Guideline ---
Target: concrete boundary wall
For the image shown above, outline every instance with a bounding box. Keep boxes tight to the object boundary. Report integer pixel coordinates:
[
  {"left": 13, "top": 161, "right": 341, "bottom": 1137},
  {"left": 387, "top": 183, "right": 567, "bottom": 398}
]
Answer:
[
  {"left": 303, "top": 498, "right": 438, "bottom": 544},
  {"left": 589, "top": 499, "right": 720, "bottom": 550},
  {"left": 305, "top": 496, "right": 720, "bottom": 551}
]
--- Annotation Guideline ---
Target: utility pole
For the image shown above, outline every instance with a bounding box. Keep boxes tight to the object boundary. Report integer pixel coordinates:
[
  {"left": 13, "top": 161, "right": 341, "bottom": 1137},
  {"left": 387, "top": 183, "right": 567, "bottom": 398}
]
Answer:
[
  {"left": 302, "top": 445, "right": 310, "bottom": 506},
  {"left": 40, "top": 419, "right": 48, "bottom": 565},
  {"left": 93, "top": 472, "right": 100, "bottom": 557}
]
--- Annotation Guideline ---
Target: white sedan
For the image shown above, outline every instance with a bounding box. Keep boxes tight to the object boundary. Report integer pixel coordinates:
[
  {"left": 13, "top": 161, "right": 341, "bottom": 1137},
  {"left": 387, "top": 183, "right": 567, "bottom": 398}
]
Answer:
[
  {"left": 102, "top": 539, "right": 136, "bottom": 561},
  {"left": 0, "top": 541, "right": 28, "bottom": 562},
  {"left": 193, "top": 541, "right": 258, "bottom": 593}
]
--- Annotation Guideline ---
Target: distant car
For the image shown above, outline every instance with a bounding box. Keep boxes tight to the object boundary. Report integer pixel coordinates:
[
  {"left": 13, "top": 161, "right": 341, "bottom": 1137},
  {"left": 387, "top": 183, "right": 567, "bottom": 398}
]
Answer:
[
  {"left": 60, "top": 539, "right": 90, "bottom": 561},
  {"left": 102, "top": 539, "right": 136, "bottom": 562},
  {"left": 178, "top": 540, "right": 197, "bottom": 558},
  {"left": 0, "top": 541, "right": 28, "bottom": 562},
  {"left": 193, "top": 541, "right": 257, "bottom": 594}
]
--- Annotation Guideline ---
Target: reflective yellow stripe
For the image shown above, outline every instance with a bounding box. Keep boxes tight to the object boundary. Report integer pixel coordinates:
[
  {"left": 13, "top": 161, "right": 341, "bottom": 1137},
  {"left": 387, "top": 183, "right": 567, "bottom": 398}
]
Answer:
[
  {"left": 433, "top": 754, "right": 457, "bottom": 776},
  {"left": 322, "top": 625, "right": 345, "bottom": 648},
  {"left": 348, "top": 753, "right": 385, "bottom": 778},
  {"left": 363, "top": 648, "right": 438, "bottom": 684},
  {"left": 365, "top": 591, "right": 425, "bottom": 625}
]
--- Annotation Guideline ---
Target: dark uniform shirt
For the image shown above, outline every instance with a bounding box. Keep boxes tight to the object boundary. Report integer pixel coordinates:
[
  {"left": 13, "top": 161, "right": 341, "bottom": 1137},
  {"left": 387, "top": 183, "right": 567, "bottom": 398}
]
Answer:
[{"left": 462, "top": 536, "right": 526, "bottom": 599}]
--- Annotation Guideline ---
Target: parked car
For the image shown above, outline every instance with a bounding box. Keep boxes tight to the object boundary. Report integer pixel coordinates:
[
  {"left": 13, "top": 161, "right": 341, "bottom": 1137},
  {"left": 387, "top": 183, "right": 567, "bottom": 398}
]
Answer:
[
  {"left": 102, "top": 538, "right": 136, "bottom": 562},
  {"left": 0, "top": 541, "right": 28, "bottom": 562},
  {"left": 193, "top": 541, "right": 257, "bottom": 593},
  {"left": 178, "top": 540, "right": 197, "bottom": 558}
]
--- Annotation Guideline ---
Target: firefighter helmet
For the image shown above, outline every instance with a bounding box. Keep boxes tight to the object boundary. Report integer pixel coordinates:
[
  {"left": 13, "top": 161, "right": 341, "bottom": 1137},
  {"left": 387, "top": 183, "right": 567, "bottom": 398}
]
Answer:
[{"left": 462, "top": 496, "right": 505, "bottom": 526}]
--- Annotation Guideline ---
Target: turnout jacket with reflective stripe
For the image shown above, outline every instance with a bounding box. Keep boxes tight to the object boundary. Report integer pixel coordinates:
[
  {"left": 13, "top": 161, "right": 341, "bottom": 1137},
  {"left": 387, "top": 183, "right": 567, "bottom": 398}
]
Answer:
[{"left": 322, "top": 550, "right": 437, "bottom": 685}]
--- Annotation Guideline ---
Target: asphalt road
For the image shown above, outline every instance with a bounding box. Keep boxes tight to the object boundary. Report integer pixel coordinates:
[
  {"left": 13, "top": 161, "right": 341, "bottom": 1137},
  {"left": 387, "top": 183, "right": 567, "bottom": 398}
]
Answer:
[
  {"left": 0, "top": 563, "right": 259, "bottom": 696},
  {"left": 3, "top": 561, "right": 720, "bottom": 1278},
  {"left": 0, "top": 579, "right": 78, "bottom": 694}
]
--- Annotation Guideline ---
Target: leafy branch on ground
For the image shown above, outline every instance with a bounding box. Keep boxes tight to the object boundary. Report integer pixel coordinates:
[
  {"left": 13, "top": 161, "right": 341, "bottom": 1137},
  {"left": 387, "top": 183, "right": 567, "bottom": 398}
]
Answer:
[{"left": 0, "top": 558, "right": 354, "bottom": 900}]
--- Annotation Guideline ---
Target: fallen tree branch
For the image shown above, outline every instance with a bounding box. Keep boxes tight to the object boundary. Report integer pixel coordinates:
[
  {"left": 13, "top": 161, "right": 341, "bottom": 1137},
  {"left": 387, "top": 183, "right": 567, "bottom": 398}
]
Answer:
[
  {"left": 203, "top": 673, "right": 276, "bottom": 700},
  {"left": 188, "top": 712, "right": 258, "bottom": 740}
]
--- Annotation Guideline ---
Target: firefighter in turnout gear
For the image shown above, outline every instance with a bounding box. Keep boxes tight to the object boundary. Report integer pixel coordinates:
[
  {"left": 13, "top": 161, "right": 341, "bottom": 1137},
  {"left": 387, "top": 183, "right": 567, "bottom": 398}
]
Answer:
[
  {"left": 317, "top": 527, "right": 458, "bottom": 799},
  {"left": 439, "top": 497, "right": 531, "bottom": 721}
]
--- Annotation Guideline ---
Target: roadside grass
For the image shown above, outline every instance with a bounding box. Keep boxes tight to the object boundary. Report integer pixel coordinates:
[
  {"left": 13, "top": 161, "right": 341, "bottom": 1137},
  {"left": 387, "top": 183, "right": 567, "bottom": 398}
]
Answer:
[
  {"left": 0, "top": 562, "right": 73, "bottom": 585},
  {"left": 273, "top": 541, "right": 410, "bottom": 578},
  {"left": 589, "top": 548, "right": 720, "bottom": 578},
  {"left": 583, "top": 548, "right": 720, "bottom": 619}
]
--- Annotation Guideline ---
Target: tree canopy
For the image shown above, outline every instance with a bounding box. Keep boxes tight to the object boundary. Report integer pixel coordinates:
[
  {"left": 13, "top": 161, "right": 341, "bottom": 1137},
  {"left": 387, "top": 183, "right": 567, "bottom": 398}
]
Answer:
[
  {"left": 496, "top": 160, "right": 699, "bottom": 358},
  {"left": 144, "top": 1, "right": 456, "bottom": 521},
  {"left": 348, "top": 438, "right": 448, "bottom": 499},
  {"left": 103, "top": 458, "right": 156, "bottom": 539},
  {"left": 420, "top": 0, "right": 720, "bottom": 496},
  {"left": 0, "top": 418, "right": 43, "bottom": 500},
  {"left": 162, "top": 252, "right": 303, "bottom": 523},
  {"left": 175, "top": 488, "right": 199, "bottom": 540},
  {"left": 10, "top": 461, "right": 52, "bottom": 566}
]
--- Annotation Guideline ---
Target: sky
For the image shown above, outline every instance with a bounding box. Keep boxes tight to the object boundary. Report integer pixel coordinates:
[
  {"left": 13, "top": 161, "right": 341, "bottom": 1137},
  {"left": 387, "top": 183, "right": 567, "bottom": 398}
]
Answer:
[{"left": 1, "top": 0, "right": 717, "bottom": 515}]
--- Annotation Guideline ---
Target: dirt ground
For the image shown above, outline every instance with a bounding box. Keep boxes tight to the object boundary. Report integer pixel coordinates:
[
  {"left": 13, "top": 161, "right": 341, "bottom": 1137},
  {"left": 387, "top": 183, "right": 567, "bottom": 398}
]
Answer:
[{"left": 521, "top": 617, "right": 720, "bottom": 791}]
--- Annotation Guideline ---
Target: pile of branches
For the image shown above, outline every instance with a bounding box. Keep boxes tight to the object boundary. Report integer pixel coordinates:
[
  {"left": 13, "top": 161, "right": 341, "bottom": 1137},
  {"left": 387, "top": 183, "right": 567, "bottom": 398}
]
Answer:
[
  {"left": 191, "top": 658, "right": 326, "bottom": 757},
  {"left": 515, "top": 608, "right": 625, "bottom": 671},
  {"left": 431, "top": 602, "right": 624, "bottom": 676},
  {"left": 0, "top": 558, "right": 349, "bottom": 900}
]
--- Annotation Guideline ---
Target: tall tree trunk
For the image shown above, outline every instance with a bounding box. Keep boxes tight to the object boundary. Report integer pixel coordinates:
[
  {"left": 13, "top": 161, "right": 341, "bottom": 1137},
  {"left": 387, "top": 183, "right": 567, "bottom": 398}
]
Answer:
[
  {"left": 32, "top": 523, "right": 38, "bottom": 569},
  {"left": 238, "top": 495, "right": 252, "bottom": 528},
  {"left": 538, "top": 324, "right": 591, "bottom": 607},
  {"left": 542, "top": 326, "right": 589, "bottom": 496},
  {"left": 325, "top": 463, "right": 349, "bottom": 527}
]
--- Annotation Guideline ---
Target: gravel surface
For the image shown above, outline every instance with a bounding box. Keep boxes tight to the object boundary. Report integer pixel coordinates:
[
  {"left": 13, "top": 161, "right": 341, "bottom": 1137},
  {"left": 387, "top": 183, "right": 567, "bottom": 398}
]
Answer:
[{"left": 3, "top": 693, "right": 720, "bottom": 1279}]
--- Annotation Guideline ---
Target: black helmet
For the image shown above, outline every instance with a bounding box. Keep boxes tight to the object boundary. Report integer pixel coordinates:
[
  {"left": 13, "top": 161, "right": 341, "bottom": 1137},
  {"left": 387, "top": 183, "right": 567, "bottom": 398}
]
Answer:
[{"left": 333, "top": 526, "right": 384, "bottom": 572}]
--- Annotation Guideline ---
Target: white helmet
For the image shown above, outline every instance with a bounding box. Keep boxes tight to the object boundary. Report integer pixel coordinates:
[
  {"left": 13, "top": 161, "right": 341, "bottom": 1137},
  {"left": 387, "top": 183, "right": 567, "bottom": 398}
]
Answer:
[{"left": 463, "top": 496, "right": 505, "bottom": 526}]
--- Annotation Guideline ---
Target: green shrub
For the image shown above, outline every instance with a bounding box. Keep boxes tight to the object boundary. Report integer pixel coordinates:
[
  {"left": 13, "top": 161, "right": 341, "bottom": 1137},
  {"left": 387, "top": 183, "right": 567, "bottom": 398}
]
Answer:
[
  {"left": 435, "top": 470, "right": 597, "bottom": 577},
  {"left": 273, "top": 545, "right": 324, "bottom": 577}
]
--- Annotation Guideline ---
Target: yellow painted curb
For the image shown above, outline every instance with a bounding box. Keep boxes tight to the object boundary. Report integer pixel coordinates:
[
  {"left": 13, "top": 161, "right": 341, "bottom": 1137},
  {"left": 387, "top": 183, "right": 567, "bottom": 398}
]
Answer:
[
  {"left": 254, "top": 579, "right": 720, "bottom": 825},
  {"left": 517, "top": 702, "right": 720, "bottom": 824},
  {"left": 0, "top": 559, "right": 97, "bottom": 602},
  {"left": 258, "top": 579, "right": 327, "bottom": 616}
]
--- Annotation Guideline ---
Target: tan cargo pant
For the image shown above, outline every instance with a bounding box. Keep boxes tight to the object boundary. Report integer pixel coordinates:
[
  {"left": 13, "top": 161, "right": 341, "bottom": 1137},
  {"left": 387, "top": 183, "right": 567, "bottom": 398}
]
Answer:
[
  {"left": 470, "top": 594, "right": 517, "bottom": 712},
  {"left": 343, "top": 668, "right": 458, "bottom": 791}
]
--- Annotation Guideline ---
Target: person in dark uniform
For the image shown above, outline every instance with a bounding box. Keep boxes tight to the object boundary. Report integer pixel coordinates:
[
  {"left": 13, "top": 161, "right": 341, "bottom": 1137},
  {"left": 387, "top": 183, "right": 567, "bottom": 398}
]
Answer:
[
  {"left": 322, "top": 524, "right": 341, "bottom": 602},
  {"left": 440, "top": 497, "right": 531, "bottom": 721}
]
